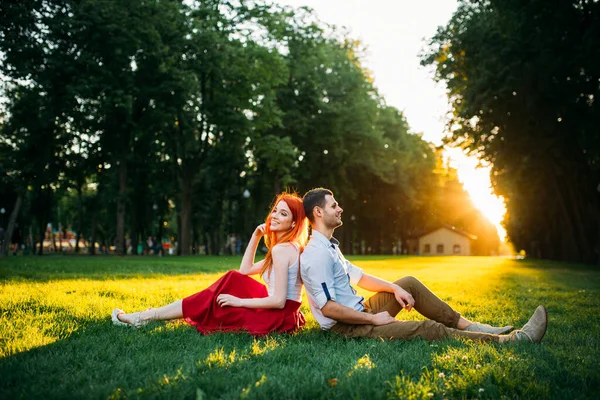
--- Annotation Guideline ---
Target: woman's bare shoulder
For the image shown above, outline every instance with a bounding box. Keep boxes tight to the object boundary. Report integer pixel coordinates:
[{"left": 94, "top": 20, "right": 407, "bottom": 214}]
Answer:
[{"left": 271, "top": 243, "right": 300, "bottom": 261}]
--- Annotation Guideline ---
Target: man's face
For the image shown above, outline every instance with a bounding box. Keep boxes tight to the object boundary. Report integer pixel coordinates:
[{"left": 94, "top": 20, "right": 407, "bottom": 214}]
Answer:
[{"left": 320, "top": 195, "right": 343, "bottom": 229}]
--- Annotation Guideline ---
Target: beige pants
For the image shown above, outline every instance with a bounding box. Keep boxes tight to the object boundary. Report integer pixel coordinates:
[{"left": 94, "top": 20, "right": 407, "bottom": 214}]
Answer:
[{"left": 330, "top": 276, "right": 500, "bottom": 342}]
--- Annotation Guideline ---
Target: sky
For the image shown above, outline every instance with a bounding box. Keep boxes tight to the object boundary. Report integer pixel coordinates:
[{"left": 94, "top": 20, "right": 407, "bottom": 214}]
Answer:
[{"left": 275, "top": 0, "right": 507, "bottom": 240}]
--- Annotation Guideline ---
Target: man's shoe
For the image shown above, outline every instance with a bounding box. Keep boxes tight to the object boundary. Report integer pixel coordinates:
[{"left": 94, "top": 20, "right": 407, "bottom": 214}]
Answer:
[
  {"left": 508, "top": 305, "right": 548, "bottom": 343},
  {"left": 464, "top": 322, "right": 514, "bottom": 335}
]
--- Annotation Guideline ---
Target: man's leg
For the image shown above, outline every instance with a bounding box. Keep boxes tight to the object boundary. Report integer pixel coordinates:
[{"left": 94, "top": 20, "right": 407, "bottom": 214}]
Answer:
[
  {"left": 364, "top": 276, "right": 461, "bottom": 328},
  {"left": 372, "top": 320, "right": 500, "bottom": 342},
  {"left": 332, "top": 305, "right": 549, "bottom": 343},
  {"left": 330, "top": 319, "right": 500, "bottom": 342}
]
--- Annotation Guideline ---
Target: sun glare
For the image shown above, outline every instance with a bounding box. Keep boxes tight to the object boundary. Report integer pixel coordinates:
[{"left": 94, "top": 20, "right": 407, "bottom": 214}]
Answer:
[{"left": 445, "top": 148, "right": 507, "bottom": 241}]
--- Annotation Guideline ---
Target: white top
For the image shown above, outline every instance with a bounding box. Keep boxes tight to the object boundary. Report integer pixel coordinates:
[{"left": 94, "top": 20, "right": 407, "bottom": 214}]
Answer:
[
  {"left": 261, "top": 247, "right": 303, "bottom": 303},
  {"left": 300, "top": 230, "right": 364, "bottom": 330}
]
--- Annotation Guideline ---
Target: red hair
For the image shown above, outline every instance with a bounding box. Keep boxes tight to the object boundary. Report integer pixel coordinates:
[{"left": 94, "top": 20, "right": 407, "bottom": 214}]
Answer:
[{"left": 260, "top": 192, "right": 309, "bottom": 279}]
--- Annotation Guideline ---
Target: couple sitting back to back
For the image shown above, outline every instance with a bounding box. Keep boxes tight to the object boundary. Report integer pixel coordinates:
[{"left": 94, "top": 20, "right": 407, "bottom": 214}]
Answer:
[{"left": 113, "top": 188, "right": 548, "bottom": 344}]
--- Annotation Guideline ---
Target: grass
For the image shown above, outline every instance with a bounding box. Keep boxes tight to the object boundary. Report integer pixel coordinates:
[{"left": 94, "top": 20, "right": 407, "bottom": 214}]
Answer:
[{"left": 1, "top": 255, "right": 599, "bottom": 399}]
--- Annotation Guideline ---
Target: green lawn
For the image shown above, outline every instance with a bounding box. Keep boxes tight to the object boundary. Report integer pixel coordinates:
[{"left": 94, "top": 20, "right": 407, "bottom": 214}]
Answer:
[{"left": 1, "top": 255, "right": 599, "bottom": 399}]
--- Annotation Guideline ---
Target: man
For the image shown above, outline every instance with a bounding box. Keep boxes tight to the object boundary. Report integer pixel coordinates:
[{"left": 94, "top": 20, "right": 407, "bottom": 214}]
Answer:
[{"left": 300, "top": 188, "right": 547, "bottom": 343}]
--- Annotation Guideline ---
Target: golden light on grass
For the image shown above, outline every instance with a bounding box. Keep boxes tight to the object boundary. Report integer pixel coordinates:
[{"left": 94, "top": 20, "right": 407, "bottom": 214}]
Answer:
[
  {"left": 2, "top": 256, "right": 597, "bottom": 399},
  {"left": 347, "top": 256, "right": 547, "bottom": 326},
  {"left": 349, "top": 354, "right": 376, "bottom": 376},
  {"left": 0, "top": 272, "right": 226, "bottom": 357}
]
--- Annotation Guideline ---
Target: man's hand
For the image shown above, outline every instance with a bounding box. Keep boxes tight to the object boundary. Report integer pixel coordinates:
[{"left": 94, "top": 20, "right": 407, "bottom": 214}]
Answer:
[
  {"left": 393, "top": 285, "right": 415, "bottom": 311},
  {"left": 217, "top": 294, "right": 244, "bottom": 308},
  {"left": 370, "top": 311, "right": 397, "bottom": 326}
]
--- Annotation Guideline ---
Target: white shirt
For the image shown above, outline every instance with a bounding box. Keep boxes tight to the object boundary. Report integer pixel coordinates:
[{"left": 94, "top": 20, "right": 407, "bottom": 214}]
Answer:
[{"left": 300, "top": 230, "right": 364, "bottom": 329}]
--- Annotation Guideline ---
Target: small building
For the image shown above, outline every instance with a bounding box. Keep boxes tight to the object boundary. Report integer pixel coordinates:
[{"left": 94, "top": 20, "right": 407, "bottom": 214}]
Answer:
[{"left": 408, "top": 224, "right": 477, "bottom": 256}]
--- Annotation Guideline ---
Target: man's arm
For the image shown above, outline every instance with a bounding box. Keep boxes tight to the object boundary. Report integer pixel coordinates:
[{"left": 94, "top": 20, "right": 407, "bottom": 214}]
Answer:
[
  {"left": 357, "top": 273, "right": 415, "bottom": 310},
  {"left": 321, "top": 300, "right": 396, "bottom": 325},
  {"left": 357, "top": 272, "right": 396, "bottom": 292}
]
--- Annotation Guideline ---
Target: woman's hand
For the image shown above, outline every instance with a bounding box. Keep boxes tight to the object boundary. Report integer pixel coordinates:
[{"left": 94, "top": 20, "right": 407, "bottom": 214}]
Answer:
[
  {"left": 253, "top": 223, "right": 266, "bottom": 238},
  {"left": 217, "top": 294, "right": 244, "bottom": 308}
]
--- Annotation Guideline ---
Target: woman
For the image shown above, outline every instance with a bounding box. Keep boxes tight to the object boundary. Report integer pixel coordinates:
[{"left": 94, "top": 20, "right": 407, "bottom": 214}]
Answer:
[{"left": 112, "top": 192, "right": 309, "bottom": 335}]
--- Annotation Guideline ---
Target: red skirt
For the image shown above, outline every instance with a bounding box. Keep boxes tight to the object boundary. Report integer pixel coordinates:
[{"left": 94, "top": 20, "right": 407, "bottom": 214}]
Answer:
[{"left": 182, "top": 270, "right": 305, "bottom": 335}]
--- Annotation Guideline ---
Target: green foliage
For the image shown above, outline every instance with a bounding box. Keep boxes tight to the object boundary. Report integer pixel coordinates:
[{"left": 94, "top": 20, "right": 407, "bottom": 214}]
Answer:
[
  {"left": 0, "top": 0, "right": 497, "bottom": 257},
  {"left": 422, "top": 0, "right": 600, "bottom": 264},
  {"left": 1, "top": 255, "right": 599, "bottom": 398}
]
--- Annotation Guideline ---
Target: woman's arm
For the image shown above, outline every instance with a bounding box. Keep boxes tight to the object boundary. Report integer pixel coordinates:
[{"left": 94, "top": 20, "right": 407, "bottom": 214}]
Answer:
[
  {"left": 218, "top": 244, "right": 295, "bottom": 309},
  {"left": 238, "top": 224, "right": 266, "bottom": 276}
]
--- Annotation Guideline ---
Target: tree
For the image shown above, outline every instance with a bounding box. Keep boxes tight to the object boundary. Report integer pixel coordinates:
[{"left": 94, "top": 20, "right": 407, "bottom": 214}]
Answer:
[
  {"left": 422, "top": 0, "right": 600, "bottom": 264},
  {"left": 0, "top": 0, "right": 499, "bottom": 257}
]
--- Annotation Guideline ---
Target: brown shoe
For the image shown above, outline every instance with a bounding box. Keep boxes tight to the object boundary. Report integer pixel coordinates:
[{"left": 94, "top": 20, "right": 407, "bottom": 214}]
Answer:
[
  {"left": 464, "top": 322, "right": 514, "bottom": 335},
  {"left": 508, "top": 306, "right": 548, "bottom": 343}
]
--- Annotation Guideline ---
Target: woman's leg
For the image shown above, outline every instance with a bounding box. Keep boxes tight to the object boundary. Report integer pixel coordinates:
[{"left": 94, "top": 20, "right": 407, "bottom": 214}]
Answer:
[{"left": 117, "top": 300, "right": 183, "bottom": 325}]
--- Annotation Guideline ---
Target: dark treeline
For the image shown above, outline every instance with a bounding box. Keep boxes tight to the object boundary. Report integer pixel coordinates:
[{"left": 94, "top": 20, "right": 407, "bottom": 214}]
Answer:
[
  {"left": 0, "top": 0, "right": 498, "bottom": 256},
  {"left": 422, "top": 0, "right": 600, "bottom": 265}
]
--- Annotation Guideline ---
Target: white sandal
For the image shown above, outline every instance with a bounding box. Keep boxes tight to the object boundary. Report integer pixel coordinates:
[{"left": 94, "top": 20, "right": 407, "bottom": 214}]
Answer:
[
  {"left": 132, "top": 312, "right": 149, "bottom": 328},
  {"left": 112, "top": 308, "right": 154, "bottom": 328},
  {"left": 111, "top": 308, "right": 131, "bottom": 327}
]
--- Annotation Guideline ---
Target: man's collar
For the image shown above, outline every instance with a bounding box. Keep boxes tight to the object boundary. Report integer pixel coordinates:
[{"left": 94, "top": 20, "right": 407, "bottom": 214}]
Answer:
[{"left": 311, "top": 230, "right": 339, "bottom": 247}]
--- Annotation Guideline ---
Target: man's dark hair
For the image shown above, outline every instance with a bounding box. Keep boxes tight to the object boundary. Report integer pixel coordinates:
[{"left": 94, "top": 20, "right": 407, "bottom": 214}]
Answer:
[{"left": 302, "top": 188, "right": 333, "bottom": 223}]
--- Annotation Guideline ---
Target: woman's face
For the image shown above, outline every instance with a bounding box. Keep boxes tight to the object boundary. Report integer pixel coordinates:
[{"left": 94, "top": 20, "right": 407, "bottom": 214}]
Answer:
[{"left": 269, "top": 200, "right": 295, "bottom": 233}]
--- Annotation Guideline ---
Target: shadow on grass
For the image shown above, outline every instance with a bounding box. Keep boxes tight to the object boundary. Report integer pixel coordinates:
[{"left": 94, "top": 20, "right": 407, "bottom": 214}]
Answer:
[
  {"left": 0, "top": 317, "right": 442, "bottom": 399},
  {"left": 2, "top": 316, "right": 595, "bottom": 399},
  {"left": 2, "top": 257, "right": 600, "bottom": 399},
  {"left": 486, "top": 263, "right": 600, "bottom": 397}
]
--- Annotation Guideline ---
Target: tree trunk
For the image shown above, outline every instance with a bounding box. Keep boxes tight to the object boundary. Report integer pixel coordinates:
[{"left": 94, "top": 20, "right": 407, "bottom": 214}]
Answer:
[
  {"left": 157, "top": 204, "right": 164, "bottom": 243},
  {"left": 1, "top": 195, "right": 22, "bottom": 256},
  {"left": 274, "top": 176, "right": 282, "bottom": 195},
  {"left": 204, "top": 232, "right": 210, "bottom": 255},
  {"left": 90, "top": 207, "right": 97, "bottom": 256},
  {"left": 37, "top": 186, "right": 52, "bottom": 256},
  {"left": 565, "top": 179, "right": 595, "bottom": 263},
  {"left": 28, "top": 225, "right": 34, "bottom": 255},
  {"left": 75, "top": 230, "right": 82, "bottom": 253},
  {"left": 179, "top": 168, "right": 193, "bottom": 255},
  {"left": 211, "top": 195, "right": 224, "bottom": 255},
  {"left": 116, "top": 160, "right": 127, "bottom": 256},
  {"left": 130, "top": 203, "right": 139, "bottom": 256},
  {"left": 37, "top": 219, "right": 45, "bottom": 256},
  {"left": 548, "top": 168, "right": 580, "bottom": 262},
  {"left": 131, "top": 228, "right": 139, "bottom": 255},
  {"left": 75, "top": 184, "right": 83, "bottom": 253},
  {"left": 597, "top": 210, "right": 600, "bottom": 267},
  {"left": 211, "top": 230, "right": 220, "bottom": 255},
  {"left": 177, "top": 212, "right": 182, "bottom": 255},
  {"left": 191, "top": 222, "right": 197, "bottom": 255}
]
